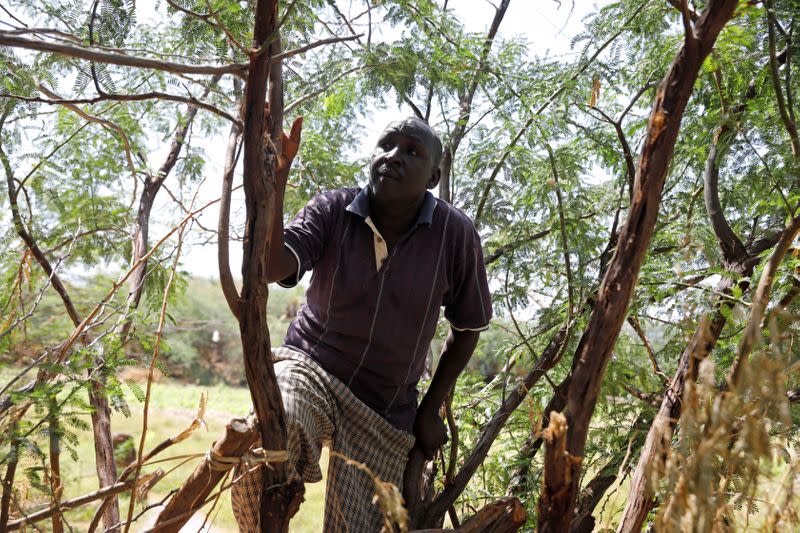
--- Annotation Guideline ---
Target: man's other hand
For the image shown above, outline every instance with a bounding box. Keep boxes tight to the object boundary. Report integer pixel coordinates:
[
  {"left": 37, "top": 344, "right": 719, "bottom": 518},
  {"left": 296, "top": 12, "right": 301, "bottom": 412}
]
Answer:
[{"left": 413, "top": 409, "right": 448, "bottom": 460}]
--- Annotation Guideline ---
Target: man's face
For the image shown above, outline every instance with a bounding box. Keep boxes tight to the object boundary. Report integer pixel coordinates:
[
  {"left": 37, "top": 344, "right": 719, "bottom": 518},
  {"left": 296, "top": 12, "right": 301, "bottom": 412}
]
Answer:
[{"left": 369, "top": 119, "right": 441, "bottom": 207}]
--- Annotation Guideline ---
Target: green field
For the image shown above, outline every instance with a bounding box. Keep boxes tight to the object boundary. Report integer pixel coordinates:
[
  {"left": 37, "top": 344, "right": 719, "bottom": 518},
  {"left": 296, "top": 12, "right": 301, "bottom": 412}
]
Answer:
[{"left": 8, "top": 367, "right": 327, "bottom": 532}]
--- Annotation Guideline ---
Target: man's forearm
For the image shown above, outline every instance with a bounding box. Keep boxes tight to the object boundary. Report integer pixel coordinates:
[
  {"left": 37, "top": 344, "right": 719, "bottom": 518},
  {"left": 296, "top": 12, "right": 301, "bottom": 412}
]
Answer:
[{"left": 418, "top": 329, "right": 480, "bottom": 416}]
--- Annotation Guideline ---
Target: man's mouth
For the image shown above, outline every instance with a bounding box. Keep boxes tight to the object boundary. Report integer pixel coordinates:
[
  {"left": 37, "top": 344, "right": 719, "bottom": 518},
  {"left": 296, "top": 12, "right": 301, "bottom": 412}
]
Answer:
[{"left": 376, "top": 164, "right": 400, "bottom": 180}]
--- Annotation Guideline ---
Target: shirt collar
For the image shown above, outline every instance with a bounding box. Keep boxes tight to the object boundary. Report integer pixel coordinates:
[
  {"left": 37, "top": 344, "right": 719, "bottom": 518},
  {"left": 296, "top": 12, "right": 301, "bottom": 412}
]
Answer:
[{"left": 345, "top": 186, "right": 437, "bottom": 227}]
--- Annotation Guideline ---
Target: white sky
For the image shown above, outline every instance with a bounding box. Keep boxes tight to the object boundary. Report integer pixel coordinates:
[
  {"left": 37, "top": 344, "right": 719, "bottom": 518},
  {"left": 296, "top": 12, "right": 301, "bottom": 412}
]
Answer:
[
  {"left": 0, "top": 0, "right": 608, "bottom": 280},
  {"left": 174, "top": 0, "right": 607, "bottom": 279}
]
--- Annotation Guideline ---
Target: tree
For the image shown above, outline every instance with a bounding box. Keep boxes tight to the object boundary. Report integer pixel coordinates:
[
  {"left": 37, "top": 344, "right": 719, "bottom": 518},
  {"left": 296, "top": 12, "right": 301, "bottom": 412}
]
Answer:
[{"left": 2, "top": 0, "right": 799, "bottom": 531}]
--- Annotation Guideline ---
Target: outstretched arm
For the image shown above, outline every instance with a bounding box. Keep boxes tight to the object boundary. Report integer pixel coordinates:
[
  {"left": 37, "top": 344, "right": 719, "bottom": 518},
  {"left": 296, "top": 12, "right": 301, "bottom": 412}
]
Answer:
[
  {"left": 414, "top": 328, "right": 480, "bottom": 459},
  {"left": 266, "top": 114, "right": 303, "bottom": 283}
]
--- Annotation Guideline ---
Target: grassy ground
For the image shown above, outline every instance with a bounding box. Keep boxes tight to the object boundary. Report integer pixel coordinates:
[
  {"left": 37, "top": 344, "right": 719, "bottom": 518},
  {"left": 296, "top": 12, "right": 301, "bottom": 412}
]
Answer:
[{"left": 8, "top": 367, "right": 326, "bottom": 532}]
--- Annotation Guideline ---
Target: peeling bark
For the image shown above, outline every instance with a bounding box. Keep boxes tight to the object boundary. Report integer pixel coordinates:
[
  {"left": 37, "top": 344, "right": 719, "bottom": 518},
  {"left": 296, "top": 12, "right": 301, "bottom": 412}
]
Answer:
[{"left": 537, "top": 411, "right": 573, "bottom": 532}]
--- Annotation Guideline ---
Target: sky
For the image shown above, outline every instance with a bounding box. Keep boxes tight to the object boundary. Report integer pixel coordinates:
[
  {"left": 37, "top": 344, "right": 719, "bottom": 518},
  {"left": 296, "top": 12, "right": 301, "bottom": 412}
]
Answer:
[
  {"left": 0, "top": 0, "right": 609, "bottom": 281},
  {"left": 173, "top": 0, "right": 608, "bottom": 279}
]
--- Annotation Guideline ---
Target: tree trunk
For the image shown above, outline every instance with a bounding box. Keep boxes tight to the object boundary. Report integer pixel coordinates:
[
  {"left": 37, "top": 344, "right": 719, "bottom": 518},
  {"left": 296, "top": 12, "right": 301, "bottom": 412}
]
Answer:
[
  {"left": 88, "top": 383, "right": 119, "bottom": 531},
  {"left": 238, "top": 0, "right": 304, "bottom": 529},
  {"left": 536, "top": 1, "right": 739, "bottom": 527},
  {"left": 409, "top": 497, "right": 526, "bottom": 533}
]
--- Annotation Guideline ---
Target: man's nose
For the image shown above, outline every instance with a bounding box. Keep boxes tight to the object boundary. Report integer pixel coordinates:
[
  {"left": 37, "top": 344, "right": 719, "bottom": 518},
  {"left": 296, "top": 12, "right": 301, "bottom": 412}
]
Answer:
[{"left": 385, "top": 146, "right": 402, "bottom": 163}]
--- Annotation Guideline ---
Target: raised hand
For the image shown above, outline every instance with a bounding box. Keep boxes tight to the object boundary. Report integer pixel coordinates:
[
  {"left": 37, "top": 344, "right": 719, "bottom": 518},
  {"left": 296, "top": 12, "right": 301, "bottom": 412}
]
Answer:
[{"left": 262, "top": 102, "right": 303, "bottom": 178}]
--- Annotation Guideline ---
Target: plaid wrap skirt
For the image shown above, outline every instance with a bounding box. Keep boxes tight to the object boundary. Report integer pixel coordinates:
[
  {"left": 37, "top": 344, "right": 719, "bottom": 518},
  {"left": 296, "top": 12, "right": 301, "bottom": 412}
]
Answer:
[{"left": 230, "top": 346, "right": 416, "bottom": 532}]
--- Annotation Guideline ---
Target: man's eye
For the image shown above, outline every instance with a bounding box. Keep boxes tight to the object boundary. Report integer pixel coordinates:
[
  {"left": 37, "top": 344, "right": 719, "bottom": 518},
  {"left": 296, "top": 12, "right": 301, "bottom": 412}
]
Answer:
[{"left": 408, "top": 147, "right": 417, "bottom": 155}]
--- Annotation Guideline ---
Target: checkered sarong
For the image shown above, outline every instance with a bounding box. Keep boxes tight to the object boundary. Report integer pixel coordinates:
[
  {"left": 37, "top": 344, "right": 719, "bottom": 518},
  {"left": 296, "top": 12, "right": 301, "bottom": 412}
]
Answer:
[{"left": 230, "top": 346, "right": 416, "bottom": 532}]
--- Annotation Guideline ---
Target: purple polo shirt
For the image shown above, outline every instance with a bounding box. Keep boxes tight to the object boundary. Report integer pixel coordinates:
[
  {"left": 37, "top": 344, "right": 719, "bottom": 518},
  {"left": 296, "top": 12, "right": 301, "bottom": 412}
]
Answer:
[{"left": 279, "top": 186, "right": 491, "bottom": 431}]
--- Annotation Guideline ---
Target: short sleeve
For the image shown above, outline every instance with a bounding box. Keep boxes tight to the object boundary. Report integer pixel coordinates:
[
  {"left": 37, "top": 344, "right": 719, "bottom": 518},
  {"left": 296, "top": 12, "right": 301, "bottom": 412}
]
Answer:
[
  {"left": 443, "top": 219, "right": 492, "bottom": 332},
  {"left": 277, "top": 192, "right": 336, "bottom": 288}
]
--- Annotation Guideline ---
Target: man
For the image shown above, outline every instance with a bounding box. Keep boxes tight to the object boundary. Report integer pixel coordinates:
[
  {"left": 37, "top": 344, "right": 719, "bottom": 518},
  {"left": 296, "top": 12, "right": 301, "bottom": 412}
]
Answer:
[{"left": 232, "top": 116, "right": 491, "bottom": 531}]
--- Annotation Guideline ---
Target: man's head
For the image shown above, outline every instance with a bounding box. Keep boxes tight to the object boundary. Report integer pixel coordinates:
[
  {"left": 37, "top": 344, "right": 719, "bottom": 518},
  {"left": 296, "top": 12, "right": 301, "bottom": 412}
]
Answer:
[{"left": 369, "top": 117, "right": 442, "bottom": 207}]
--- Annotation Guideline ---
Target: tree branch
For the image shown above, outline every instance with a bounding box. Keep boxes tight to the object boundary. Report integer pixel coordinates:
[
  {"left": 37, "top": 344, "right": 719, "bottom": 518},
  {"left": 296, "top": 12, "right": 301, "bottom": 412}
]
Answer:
[
  {"left": 119, "top": 77, "right": 217, "bottom": 341},
  {"left": 538, "top": 1, "right": 740, "bottom": 528},
  {"left": 0, "top": 437, "right": 19, "bottom": 531},
  {"left": 273, "top": 34, "right": 363, "bottom": 61},
  {"left": 0, "top": 32, "right": 248, "bottom": 76},
  {"left": 766, "top": 0, "right": 800, "bottom": 158},
  {"left": 421, "top": 324, "right": 570, "bottom": 527},
  {"left": 7, "top": 479, "right": 136, "bottom": 531},
  {"left": 729, "top": 215, "right": 800, "bottom": 385},
  {"left": 438, "top": 0, "right": 510, "bottom": 203},
  {"left": 627, "top": 315, "right": 670, "bottom": 387},
  {"left": 285, "top": 65, "right": 362, "bottom": 113},
  {"left": 5, "top": 90, "right": 241, "bottom": 127},
  {"left": 218, "top": 81, "right": 243, "bottom": 320},
  {"left": 473, "top": 0, "right": 648, "bottom": 225},
  {"left": 546, "top": 144, "right": 575, "bottom": 317}
]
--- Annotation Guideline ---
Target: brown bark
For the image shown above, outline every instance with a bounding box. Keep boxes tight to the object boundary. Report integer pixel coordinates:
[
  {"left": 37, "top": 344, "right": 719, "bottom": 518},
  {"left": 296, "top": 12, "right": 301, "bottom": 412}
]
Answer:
[
  {"left": 88, "top": 381, "right": 120, "bottom": 531},
  {"left": 120, "top": 82, "right": 216, "bottom": 340},
  {"left": 1, "top": 438, "right": 19, "bottom": 531},
  {"left": 617, "top": 278, "right": 736, "bottom": 532},
  {"left": 458, "top": 497, "right": 526, "bottom": 533},
  {"left": 238, "top": 0, "right": 304, "bottom": 529},
  {"left": 153, "top": 418, "right": 257, "bottom": 532},
  {"left": 618, "top": 74, "right": 766, "bottom": 533},
  {"left": 0, "top": 31, "right": 247, "bottom": 76},
  {"left": 537, "top": 411, "right": 574, "bottom": 532},
  {"left": 536, "top": 1, "right": 739, "bottom": 528}
]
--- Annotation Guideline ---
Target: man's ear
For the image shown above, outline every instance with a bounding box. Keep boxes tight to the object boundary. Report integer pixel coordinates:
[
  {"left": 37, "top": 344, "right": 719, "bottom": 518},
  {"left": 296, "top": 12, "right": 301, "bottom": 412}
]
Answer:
[{"left": 428, "top": 167, "right": 441, "bottom": 189}]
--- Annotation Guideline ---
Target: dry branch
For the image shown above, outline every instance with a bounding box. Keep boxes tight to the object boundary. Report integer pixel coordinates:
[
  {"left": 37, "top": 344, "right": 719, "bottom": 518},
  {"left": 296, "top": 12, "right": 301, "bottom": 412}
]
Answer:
[
  {"left": 153, "top": 417, "right": 257, "bottom": 532},
  {"left": 619, "top": 74, "right": 782, "bottom": 532},
  {"left": 120, "top": 79, "right": 217, "bottom": 341},
  {"left": 7, "top": 479, "right": 136, "bottom": 531},
  {"left": 537, "top": 412, "right": 574, "bottom": 532},
  {"left": 237, "top": 0, "right": 304, "bottom": 529},
  {"left": 7, "top": 91, "right": 241, "bottom": 126},
  {"left": 458, "top": 497, "right": 526, "bottom": 533}
]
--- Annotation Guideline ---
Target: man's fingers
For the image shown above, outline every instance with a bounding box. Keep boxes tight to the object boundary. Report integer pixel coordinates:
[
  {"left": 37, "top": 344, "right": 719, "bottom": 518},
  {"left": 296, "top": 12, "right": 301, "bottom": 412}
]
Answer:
[{"left": 289, "top": 116, "right": 303, "bottom": 144}]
